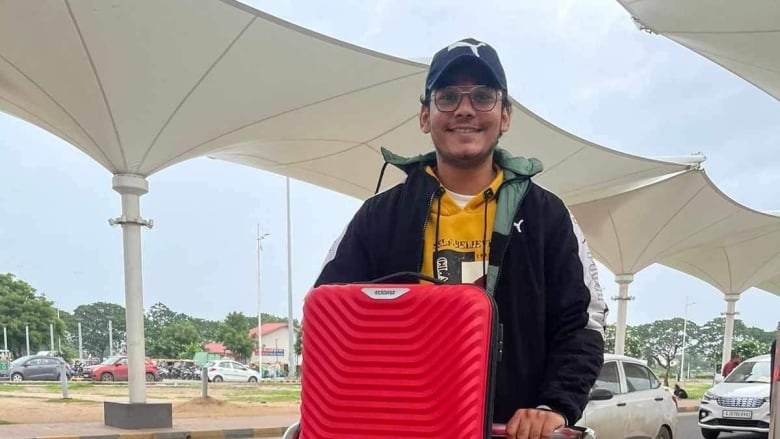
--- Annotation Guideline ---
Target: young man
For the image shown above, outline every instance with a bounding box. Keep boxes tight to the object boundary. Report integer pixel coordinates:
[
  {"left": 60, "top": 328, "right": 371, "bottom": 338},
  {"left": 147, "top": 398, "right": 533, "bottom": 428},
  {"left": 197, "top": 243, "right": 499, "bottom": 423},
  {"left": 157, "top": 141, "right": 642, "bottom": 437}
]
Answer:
[{"left": 315, "top": 38, "right": 607, "bottom": 439}]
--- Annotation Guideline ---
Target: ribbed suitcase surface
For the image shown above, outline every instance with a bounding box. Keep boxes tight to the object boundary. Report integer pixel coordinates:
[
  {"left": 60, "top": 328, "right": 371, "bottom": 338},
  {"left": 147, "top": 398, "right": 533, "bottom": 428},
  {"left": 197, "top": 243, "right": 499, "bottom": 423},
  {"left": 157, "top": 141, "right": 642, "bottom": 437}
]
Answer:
[{"left": 300, "top": 283, "right": 498, "bottom": 438}]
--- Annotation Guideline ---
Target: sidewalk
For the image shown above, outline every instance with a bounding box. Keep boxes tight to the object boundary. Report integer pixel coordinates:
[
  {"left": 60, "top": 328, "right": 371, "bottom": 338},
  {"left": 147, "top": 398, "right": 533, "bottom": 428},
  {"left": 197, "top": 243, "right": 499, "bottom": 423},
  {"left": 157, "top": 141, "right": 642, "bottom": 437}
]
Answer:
[
  {"left": 677, "top": 398, "right": 699, "bottom": 413},
  {"left": 0, "top": 415, "right": 298, "bottom": 439}
]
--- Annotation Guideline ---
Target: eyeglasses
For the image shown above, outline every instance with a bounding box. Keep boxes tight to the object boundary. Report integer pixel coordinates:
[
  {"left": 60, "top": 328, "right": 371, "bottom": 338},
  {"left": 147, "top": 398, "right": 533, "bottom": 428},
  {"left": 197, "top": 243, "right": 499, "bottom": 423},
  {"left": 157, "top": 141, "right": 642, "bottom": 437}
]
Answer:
[{"left": 432, "top": 85, "right": 501, "bottom": 112}]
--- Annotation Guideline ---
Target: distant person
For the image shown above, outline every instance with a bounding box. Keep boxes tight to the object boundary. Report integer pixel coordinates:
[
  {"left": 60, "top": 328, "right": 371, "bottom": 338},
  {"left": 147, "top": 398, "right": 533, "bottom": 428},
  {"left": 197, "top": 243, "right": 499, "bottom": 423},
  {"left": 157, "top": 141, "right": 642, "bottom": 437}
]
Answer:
[
  {"left": 722, "top": 351, "right": 742, "bottom": 377},
  {"left": 673, "top": 384, "right": 688, "bottom": 399}
]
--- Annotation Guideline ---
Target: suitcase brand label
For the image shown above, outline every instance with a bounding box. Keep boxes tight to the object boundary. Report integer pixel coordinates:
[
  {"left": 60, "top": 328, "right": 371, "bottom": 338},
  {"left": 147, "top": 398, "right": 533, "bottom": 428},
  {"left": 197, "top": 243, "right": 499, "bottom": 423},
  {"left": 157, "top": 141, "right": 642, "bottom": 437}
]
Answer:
[{"left": 361, "top": 287, "right": 410, "bottom": 300}]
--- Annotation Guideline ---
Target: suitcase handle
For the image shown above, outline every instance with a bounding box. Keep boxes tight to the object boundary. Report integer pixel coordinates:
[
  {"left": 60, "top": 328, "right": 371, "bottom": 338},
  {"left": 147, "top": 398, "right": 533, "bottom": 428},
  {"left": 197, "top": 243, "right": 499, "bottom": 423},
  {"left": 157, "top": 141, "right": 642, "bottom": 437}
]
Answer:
[
  {"left": 285, "top": 422, "right": 593, "bottom": 438},
  {"left": 367, "top": 271, "right": 445, "bottom": 285},
  {"left": 492, "top": 423, "right": 594, "bottom": 438}
]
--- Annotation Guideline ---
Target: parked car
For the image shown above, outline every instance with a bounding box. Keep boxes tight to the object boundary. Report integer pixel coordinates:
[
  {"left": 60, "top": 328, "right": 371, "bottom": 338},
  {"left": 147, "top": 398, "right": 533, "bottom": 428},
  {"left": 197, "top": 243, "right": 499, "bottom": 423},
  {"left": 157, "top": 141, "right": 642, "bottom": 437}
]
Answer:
[
  {"left": 698, "top": 354, "right": 771, "bottom": 438},
  {"left": 83, "top": 355, "right": 159, "bottom": 382},
  {"left": 577, "top": 354, "right": 678, "bottom": 438},
  {"left": 8, "top": 355, "right": 70, "bottom": 381},
  {"left": 205, "top": 360, "right": 261, "bottom": 383}
]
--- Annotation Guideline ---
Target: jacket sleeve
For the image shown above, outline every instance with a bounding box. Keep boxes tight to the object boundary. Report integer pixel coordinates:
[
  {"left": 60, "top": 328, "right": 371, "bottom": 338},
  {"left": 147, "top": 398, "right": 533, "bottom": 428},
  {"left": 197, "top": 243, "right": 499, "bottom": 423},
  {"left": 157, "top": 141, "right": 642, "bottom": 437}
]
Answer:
[
  {"left": 538, "top": 206, "right": 607, "bottom": 424},
  {"left": 314, "top": 203, "right": 372, "bottom": 287}
]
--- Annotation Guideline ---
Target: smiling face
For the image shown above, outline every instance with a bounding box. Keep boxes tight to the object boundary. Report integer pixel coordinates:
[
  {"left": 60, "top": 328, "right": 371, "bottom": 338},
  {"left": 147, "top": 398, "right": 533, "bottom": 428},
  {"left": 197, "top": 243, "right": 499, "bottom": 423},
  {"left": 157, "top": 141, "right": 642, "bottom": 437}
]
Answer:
[{"left": 420, "top": 63, "right": 511, "bottom": 170}]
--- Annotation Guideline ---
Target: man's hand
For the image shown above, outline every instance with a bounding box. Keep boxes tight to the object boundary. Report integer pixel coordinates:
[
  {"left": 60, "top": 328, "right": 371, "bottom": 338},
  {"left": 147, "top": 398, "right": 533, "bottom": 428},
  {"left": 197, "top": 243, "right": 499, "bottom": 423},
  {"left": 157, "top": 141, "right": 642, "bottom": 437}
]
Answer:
[{"left": 505, "top": 408, "right": 565, "bottom": 439}]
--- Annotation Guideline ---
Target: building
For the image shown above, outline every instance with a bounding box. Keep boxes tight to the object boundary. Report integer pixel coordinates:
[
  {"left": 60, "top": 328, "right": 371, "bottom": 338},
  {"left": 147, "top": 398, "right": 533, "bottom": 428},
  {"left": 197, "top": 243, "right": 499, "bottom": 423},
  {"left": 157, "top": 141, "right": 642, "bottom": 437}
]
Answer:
[{"left": 248, "top": 322, "right": 300, "bottom": 374}]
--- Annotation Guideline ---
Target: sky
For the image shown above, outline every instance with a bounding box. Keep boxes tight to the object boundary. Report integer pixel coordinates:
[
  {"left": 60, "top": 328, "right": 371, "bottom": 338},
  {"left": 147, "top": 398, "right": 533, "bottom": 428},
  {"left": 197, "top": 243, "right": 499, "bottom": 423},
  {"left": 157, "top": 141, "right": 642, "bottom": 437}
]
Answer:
[{"left": 1, "top": 0, "right": 779, "bottom": 332}]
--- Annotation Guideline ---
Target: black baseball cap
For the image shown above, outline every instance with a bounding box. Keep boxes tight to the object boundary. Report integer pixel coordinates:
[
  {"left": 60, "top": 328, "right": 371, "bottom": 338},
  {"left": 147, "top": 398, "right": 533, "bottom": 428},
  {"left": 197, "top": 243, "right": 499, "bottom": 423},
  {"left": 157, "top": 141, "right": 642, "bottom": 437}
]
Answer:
[{"left": 424, "top": 38, "right": 508, "bottom": 96}]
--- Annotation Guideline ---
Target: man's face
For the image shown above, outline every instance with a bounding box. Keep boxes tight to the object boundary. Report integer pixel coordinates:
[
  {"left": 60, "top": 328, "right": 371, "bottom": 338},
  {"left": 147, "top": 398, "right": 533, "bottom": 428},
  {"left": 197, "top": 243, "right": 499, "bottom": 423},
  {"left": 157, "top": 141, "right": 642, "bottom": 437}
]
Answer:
[{"left": 419, "top": 69, "right": 510, "bottom": 169}]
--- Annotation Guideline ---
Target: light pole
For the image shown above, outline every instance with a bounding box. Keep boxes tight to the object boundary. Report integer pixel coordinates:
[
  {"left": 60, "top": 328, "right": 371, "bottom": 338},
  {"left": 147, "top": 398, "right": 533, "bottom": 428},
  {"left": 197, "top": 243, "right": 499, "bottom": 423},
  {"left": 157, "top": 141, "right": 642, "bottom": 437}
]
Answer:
[
  {"left": 57, "top": 309, "right": 61, "bottom": 352},
  {"left": 78, "top": 322, "right": 83, "bottom": 360},
  {"left": 25, "top": 325, "right": 30, "bottom": 356},
  {"left": 108, "top": 319, "right": 113, "bottom": 357},
  {"left": 680, "top": 296, "right": 695, "bottom": 386},
  {"left": 286, "top": 177, "right": 296, "bottom": 377},
  {"left": 3, "top": 326, "right": 7, "bottom": 352},
  {"left": 257, "top": 225, "right": 269, "bottom": 377}
]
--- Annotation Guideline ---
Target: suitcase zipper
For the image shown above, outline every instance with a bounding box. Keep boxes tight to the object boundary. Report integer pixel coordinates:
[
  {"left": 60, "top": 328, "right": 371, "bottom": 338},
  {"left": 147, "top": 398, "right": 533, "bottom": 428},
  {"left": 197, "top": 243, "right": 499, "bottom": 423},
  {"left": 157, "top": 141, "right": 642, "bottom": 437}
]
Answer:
[{"left": 417, "top": 186, "right": 445, "bottom": 273}]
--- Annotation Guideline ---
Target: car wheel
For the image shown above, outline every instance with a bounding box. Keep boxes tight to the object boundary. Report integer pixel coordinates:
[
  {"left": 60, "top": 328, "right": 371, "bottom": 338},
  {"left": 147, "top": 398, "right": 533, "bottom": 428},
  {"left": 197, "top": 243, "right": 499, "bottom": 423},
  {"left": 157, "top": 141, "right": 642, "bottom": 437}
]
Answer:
[
  {"left": 213, "top": 375, "right": 223, "bottom": 382},
  {"left": 11, "top": 373, "right": 23, "bottom": 382},
  {"left": 145, "top": 373, "right": 155, "bottom": 382},
  {"left": 700, "top": 428, "right": 719, "bottom": 439},
  {"left": 248, "top": 376, "right": 258, "bottom": 383},
  {"left": 655, "top": 426, "right": 672, "bottom": 439},
  {"left": 100, "top": 373, "right": 114, "bottom": 382}
]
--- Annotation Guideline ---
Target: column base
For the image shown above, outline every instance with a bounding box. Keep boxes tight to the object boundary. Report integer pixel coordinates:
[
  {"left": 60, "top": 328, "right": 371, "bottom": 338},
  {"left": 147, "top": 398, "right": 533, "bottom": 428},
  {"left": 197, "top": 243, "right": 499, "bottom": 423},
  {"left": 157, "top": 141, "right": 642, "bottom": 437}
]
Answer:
[{"left": 104, "top": 400, "right": 172, "bottom": 429}]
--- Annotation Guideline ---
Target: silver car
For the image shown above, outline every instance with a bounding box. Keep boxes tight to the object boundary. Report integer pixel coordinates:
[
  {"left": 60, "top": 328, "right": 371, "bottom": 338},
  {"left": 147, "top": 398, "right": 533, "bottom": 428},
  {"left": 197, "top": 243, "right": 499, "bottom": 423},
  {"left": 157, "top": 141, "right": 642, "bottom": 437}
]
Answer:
[
  {"left": 9, "top": 355, "right": 70, "bottom": 381},
  {"left": 205, "top": 360, "right": 261, "bottom": 383},
  {"left": 698, "top": 354, "right": 771, "bottom": 438},
  {"left": 578, "top": 354, "right": 678, "bottom": 439}
]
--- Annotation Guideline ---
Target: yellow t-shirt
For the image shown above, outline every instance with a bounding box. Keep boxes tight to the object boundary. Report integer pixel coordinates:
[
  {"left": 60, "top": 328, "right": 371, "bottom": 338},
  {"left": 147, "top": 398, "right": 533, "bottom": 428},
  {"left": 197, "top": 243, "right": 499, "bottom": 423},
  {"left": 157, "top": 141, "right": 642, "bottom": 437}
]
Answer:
[{"left": 421, "top": 166, "right": 503, "bottom": 285}]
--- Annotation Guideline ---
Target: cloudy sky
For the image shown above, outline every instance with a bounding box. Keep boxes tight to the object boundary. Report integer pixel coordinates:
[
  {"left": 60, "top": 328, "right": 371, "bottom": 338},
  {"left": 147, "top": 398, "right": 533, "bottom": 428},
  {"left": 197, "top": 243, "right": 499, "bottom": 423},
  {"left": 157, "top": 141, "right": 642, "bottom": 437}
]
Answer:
[{"left": 1, "top": 0, "right": 778, "bottom": 332}]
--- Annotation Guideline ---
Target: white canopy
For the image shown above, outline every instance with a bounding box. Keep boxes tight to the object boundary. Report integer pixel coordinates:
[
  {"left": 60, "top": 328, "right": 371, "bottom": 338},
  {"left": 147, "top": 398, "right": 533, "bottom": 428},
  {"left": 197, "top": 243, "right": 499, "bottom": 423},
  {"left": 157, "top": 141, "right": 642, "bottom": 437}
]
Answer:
[
  {"left": 214, "top": 95, "right": 697, "bottom": 203},
  {"left": 571, "top": 169, "right": 780, "bottom": 288},
  {"left": 661, "top": 214, "right": 780, "bottom": 297},
  {"left": 616, "top": 0, "right": 780, "bottom": 102},
  {"left": 572, "top": 167, "right": 780, "bottom": 361}
]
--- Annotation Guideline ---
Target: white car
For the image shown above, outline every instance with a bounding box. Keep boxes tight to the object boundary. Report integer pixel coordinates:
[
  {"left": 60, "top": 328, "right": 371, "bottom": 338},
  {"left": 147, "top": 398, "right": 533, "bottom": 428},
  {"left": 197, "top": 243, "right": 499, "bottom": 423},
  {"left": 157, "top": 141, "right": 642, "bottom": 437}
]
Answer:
[
  {"left": 577, "top": 354, "right": 678, "bottom": 439},
  {"left": 205, "top": 360, "right": 261, "bottom": 383},
  {"left": 698, "top": 354, "right": 771, "bottom": 438}
]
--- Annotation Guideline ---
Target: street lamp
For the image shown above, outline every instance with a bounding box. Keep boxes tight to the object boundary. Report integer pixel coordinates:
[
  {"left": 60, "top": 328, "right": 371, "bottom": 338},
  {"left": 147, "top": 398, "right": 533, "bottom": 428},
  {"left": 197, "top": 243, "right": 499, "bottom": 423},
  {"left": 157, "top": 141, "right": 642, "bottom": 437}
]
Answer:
[
  {"left": 680, "top": 296, "right": 696, "bottom": 386},
  {"left": 256, "top": 225, "right": 269, "bottom": 376}
]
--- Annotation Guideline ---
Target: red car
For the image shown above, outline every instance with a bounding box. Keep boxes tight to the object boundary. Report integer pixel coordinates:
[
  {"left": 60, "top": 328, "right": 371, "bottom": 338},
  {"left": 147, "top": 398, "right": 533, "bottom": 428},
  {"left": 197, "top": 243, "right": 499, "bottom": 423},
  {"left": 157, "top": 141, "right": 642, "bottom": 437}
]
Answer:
[{"left": 83, "top": 356, "right": 159, "bottom": 382}]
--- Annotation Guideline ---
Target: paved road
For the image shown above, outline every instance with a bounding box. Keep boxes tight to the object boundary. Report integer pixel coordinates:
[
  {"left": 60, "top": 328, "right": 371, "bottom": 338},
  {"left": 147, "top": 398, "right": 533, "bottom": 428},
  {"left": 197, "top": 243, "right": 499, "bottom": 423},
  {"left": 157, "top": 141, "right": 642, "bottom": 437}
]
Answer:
[{"left": 678, "top": 412, "right": 767, "bottom": 438}]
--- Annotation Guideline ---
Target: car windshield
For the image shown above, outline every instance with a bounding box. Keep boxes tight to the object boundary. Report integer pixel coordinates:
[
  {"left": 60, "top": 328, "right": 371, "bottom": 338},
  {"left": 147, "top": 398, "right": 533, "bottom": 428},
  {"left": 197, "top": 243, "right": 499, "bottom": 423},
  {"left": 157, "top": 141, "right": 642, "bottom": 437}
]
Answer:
[
  {"left": 100, "top": 356, "right": 122, "bottom": 365},
  {"left": 725, "top": 360, "right": 771, "bottom": 383},
  {"left": 10, "top": 355, "right": 32, "bottom": 366}
]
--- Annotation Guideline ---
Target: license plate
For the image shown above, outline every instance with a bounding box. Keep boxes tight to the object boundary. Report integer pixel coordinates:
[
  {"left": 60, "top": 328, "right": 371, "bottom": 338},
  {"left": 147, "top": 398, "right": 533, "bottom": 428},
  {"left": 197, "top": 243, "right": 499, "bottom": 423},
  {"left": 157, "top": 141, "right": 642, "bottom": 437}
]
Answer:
[{"left": 722, "top": 410, "right": 752, "bottom": 419}]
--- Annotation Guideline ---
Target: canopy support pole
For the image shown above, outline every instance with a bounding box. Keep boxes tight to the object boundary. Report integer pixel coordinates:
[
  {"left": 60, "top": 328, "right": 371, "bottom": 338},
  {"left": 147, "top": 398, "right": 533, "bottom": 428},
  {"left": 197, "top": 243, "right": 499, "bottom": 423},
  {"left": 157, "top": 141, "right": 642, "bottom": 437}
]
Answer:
[
  {"left": 104, "top": 174, "right": 171, "bottom": 430},
  {"left": 110, "top": 174, "right": 151, "bottom": 403},
  {"left": 721, "top": 294, "right": 740, "bottom": 373},
  {"left": 613, "top": 274, "right": 634, "bottom": 356}
]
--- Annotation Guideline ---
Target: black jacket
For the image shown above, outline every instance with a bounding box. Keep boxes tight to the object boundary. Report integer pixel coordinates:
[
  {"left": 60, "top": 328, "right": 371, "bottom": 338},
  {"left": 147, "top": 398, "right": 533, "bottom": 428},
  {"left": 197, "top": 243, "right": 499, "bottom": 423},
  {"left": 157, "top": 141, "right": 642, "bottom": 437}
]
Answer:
[{"left": 315, "top": 149, "right": 607, "bottom": 424}]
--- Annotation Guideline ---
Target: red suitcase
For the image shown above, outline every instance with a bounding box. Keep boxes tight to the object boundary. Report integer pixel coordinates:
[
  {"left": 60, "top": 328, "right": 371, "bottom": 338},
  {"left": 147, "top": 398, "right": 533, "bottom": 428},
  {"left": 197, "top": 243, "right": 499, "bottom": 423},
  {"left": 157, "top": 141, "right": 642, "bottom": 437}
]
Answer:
[
  {"left": 287, "top": 276, "right": 596, "bottom": 439},
  {"left": 298, "top": 280, "right": 500, "bottom": 439}
]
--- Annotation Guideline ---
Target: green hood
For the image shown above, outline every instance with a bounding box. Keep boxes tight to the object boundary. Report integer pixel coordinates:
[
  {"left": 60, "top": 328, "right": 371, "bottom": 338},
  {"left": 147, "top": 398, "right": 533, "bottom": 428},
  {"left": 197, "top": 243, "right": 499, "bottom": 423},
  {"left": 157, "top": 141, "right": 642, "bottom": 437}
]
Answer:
[
  {"left": 379, "top": 146, "right": 542, "bottom": 295},
  {"left": 380, "top": 146, "right": 543, "bottom": 178}
]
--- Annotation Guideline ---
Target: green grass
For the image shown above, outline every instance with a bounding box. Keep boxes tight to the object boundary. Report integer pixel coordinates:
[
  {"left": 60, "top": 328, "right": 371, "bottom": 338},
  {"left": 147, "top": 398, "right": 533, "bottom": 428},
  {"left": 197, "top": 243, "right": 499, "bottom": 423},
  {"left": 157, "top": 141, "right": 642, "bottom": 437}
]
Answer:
[
  {"left": 680, "top": 382, "right": 710, "bottom": 400},
  {"left": 44, "top": 398, "right": 96, "bottom": 404},
  {"left": 227, "top": 388, "right": 301, "bottom": 404},
  {"left": 0, "top": 385, "right": 23, "bottom": 392},
  {"left": 44, "top": 382, "right": 93, "bottom": 392},
  {"left": 0, "top": 420, "right": 12, "bottom": 425}
]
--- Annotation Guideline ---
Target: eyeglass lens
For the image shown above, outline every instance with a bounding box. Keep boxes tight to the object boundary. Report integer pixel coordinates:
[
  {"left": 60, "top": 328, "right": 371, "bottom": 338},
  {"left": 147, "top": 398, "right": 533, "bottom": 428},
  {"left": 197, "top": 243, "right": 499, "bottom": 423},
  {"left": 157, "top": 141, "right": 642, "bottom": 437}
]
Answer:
[{"left": 434, "top": 86, "right": 499, "bottom": 112}]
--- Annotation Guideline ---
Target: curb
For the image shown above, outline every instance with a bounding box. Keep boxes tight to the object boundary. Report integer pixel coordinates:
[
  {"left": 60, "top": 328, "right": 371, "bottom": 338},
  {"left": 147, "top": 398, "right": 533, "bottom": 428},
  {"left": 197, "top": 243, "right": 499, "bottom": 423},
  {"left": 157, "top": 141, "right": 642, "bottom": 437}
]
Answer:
[
  {"left": 677, "top": 405, "right": 699, "bottom": 413},
  {"left": 31, "top": 426, "right": 288, "bottom": 439}
]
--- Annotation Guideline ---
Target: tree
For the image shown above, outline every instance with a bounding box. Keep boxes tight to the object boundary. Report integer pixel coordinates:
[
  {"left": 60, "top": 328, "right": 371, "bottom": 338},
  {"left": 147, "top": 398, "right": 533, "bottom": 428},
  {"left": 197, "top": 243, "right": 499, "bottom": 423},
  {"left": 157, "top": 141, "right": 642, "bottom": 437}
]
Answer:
[
  {"left": 733, "top": 339, "right": 770, "bottom": 360},
  {"left": 634, "top": 318, "right": 698, "bottom": 386},
  {"left": 192, "top": 318, "right": 220, "bottom": 342},
  {"left": 73, "top": 302, "right": 126, "bottom": 359},
  {"left": 604, "top": 325, "right": 644, "bottom": 359},
  {"left": 153, "top": 320, "right": 201, "bottom": 359},
  {"left": 0, "top": 273, "right": 65, "bottom": 357},
  {"left": 691, "top": 318, "right": 772, "bottom": 372},
  {"left": 218, "top": 312, "right": 254, "bottom": 362},
  {"left": 145, "top": 302, "right": 192, "bottom": 357}
]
